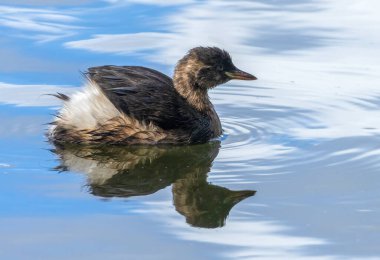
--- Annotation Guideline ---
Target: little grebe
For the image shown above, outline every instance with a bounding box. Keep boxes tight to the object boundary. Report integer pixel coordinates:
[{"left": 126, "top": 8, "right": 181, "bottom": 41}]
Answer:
[{"left": 49, "top": 47, "right": 257, "bottom": 145}]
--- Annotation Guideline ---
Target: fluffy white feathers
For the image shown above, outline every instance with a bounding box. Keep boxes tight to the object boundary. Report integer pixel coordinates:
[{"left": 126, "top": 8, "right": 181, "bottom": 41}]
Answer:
[{"left": 52, "top": 81, "right": 122, "bottom": 131}]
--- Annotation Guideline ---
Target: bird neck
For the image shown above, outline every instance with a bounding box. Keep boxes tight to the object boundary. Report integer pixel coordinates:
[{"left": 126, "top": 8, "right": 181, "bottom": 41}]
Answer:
[
  {"left": 173, "top": 69, "right": 222, "bottom": 137},
  {"left": 173, "top": 66, "right": 211, "bottom": 112},
  {"left": 176, "top": 83, "right": 210, "bottom": 111}
]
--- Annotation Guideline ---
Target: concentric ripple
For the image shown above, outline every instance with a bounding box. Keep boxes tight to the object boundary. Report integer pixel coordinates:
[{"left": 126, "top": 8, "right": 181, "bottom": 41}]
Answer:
[{"left": 210, "top": 78, "right": 380, "bottom": 183}]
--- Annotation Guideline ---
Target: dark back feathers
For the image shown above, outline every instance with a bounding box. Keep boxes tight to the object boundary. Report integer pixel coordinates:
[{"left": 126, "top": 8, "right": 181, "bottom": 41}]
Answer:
[{"left": 86, "top": 66, "right": 204, "bottom": 132}]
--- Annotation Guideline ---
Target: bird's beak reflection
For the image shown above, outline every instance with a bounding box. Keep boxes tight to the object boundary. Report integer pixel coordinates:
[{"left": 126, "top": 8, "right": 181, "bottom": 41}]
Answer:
[{"left": 225, "top": 69, "right": 257, "bottom": 80}]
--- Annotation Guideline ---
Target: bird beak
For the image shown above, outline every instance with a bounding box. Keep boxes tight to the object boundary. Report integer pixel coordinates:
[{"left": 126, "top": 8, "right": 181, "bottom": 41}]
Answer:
[
  {"left": 228, "top": 190, "right": 256, "bottom": 204},
  {"left": 225, "top": 69, "right": 257, "bottom": 80}
]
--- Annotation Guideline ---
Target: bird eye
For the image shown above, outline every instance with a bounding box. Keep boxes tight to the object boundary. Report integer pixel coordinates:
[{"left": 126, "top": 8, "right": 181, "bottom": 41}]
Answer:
[{"left": 217, "top": 65, "right": 224, "bottom": 71}]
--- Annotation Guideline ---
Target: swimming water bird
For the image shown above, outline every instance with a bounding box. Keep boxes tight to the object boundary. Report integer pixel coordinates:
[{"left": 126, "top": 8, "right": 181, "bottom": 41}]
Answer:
[{"left": 49, "top": 47, "right": 257, "bottom": 145}]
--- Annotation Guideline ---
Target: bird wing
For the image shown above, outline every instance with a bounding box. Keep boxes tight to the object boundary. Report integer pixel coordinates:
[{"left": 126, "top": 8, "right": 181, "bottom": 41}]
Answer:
[{"left": 86, "top": 65, "right": 198, "bottom": 130}]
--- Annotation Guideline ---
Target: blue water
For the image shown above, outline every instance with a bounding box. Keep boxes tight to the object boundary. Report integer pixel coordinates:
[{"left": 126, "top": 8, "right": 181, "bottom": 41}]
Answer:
[{"left": 1, "top": 0, "right": 380, "bottom": 259}]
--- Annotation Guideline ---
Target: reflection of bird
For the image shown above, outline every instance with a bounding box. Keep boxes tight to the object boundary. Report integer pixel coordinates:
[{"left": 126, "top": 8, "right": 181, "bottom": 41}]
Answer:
[
  {"left": 173, "top": 176, "right": 255, "bottom": 228},
  {"left": 52, "top": 141, "right": 256, "bottom": 228},
  {"left": 49, "top": 47, "right": 256, "bottom": 145}
]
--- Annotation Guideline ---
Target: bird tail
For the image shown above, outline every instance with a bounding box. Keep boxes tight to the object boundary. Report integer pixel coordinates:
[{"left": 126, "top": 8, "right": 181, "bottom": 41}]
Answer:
[{"left": 47, "top": 92, "right": 70, "bottom": 101}]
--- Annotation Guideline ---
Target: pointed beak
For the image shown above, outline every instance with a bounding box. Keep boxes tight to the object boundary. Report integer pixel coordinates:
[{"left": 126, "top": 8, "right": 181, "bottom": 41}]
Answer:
[
  {"left": 225, "top": 69, "right": 257, "bottom": 80},
  {"left": 229, "top": 190, "right": 256, "bottom": 203}
]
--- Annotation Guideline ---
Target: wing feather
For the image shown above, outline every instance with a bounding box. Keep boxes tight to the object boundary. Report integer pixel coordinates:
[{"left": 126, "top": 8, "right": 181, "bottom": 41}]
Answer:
[{"left": 86, "top": 66, "right": 198, "bottom": 130}]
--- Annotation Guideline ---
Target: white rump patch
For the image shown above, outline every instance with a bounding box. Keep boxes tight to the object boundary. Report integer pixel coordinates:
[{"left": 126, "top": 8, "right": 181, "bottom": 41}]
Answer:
[{"left": 53, "top": 81, "right": 122, "bottom": 130}]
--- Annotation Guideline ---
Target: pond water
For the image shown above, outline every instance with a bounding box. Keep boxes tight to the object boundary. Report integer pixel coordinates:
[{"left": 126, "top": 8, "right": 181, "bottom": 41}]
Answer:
[{"left": 1, "top": 0, "right": 380, "bottom": 259}]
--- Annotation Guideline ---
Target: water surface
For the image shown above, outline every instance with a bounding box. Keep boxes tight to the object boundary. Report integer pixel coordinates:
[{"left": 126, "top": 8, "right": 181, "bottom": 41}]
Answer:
[{"left": 1, "top": 0, "right": 380, "bottom": 259}]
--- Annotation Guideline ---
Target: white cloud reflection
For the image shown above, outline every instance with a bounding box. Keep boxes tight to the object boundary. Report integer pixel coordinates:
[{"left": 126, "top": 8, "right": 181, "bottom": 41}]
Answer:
[
  {"left": 0, "top": 5, "right": 82, "bottom": 42},
  {"left": 0, "top": 0, "right": 92, "bottom": 5},
  {"left": 104, "top": 0, "right": 193, "bottom": 6},
  {"left": 134, "top": 201, "right": 334, "bottom": 259},
  {"left": 0, "top": 82, "right": 75, "bottom": 107},
  {"left": 65, "top": 32, "right": 174, "bottom": 54}
]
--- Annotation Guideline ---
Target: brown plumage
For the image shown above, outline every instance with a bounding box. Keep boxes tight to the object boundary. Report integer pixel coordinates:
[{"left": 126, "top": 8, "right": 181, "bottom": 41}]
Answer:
[{"left": 49, "top": 47, "right": 257, "bottom": 145}]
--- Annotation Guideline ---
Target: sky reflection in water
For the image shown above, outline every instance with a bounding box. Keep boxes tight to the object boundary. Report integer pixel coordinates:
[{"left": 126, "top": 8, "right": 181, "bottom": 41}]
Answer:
[{"left": 0, "top": 0, "right": 380, "bottom": 259}]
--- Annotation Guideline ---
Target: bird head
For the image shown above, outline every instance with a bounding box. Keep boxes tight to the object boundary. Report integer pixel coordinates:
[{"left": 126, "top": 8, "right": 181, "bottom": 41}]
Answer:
[{"left": 174, "top": 47, "right": 257, "bottom": 90}]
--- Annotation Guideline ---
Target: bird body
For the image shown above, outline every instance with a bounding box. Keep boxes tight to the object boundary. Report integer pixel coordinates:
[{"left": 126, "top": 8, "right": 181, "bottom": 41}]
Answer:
[{"left": 49, "top": 47, "right": 256, "bottom": 145}]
